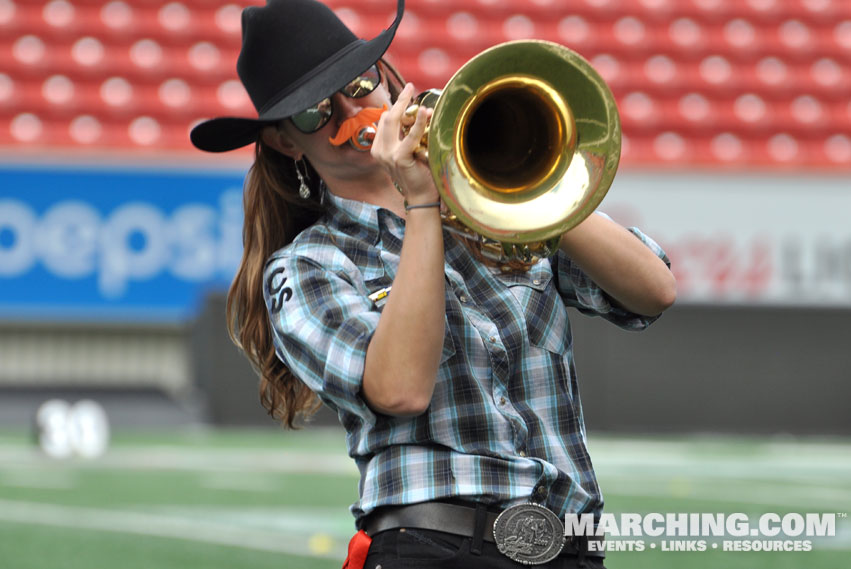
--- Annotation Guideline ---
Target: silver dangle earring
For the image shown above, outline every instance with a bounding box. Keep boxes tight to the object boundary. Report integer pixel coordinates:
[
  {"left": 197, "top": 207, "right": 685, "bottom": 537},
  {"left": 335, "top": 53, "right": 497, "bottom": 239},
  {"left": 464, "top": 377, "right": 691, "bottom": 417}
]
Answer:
[{"left": 295, "top": 158, "right": 311, "bottom": 199}]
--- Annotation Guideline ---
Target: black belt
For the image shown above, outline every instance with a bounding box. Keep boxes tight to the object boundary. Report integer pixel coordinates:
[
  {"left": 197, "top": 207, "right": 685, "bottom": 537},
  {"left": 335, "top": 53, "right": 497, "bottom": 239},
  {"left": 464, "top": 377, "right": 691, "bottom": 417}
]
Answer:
[{"left": 363, "top": 502, "right": 605, "bottom": 559}]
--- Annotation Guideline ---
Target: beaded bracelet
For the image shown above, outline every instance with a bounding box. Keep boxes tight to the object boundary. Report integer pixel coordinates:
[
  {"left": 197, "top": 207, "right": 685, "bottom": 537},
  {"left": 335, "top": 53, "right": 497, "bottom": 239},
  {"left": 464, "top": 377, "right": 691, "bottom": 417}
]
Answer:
[{"left": 404, "top": 201, "right": 441, "bottom": 212}]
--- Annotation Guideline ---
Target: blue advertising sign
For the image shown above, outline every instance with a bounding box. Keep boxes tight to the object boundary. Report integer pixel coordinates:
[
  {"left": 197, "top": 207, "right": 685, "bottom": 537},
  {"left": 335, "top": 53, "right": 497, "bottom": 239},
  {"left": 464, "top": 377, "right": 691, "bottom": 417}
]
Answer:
[{"left": 0, "top": 164, "right": 247, "bottom": 322}]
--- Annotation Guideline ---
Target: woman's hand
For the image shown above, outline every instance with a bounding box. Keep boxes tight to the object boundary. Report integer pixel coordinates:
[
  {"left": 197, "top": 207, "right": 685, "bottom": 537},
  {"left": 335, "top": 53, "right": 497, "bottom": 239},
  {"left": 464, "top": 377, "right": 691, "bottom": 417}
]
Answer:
[{"left": 370, "top": 83, "right": 439, "bottom": 206}]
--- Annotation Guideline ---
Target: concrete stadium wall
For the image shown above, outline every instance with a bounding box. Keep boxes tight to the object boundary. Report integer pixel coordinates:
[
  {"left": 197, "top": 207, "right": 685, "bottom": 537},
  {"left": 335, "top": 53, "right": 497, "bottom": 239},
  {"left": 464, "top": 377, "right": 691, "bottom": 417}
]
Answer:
[
  {"left": 571, "top": 305, "right": 851, "bottom": 437},
  {"left": 4, "top": 295, "right": 846, "bottom": 434},
  {"left": 190, "top": 295, "right": 276, "bottom": 426},
  {"left": 193, "top": 294, "right": 851, "bottom": 435},
  {"left": 0, "top": 322, "right": 203, "bottom": 427}
]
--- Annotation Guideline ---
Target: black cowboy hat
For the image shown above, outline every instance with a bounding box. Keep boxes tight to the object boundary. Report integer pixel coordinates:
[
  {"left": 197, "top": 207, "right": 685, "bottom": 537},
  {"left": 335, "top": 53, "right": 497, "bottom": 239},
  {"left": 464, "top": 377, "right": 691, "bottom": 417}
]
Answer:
[{"left": 190, "top": 0, "right": 404, "bottom": 153}]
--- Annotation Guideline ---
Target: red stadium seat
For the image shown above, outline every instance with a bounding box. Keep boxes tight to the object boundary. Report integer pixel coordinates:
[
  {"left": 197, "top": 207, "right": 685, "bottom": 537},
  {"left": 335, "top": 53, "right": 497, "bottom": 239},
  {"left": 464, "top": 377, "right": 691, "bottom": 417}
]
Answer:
[{"left": 1, "top": 0, "right": 848, "bottom": 166}]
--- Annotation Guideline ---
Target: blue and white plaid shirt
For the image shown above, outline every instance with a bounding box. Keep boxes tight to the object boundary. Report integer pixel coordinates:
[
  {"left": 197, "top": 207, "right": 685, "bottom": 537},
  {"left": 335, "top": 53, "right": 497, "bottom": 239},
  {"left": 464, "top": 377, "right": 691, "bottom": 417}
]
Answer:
[{"left": 264, "top": 191, "right": 669, "bottom": 523}]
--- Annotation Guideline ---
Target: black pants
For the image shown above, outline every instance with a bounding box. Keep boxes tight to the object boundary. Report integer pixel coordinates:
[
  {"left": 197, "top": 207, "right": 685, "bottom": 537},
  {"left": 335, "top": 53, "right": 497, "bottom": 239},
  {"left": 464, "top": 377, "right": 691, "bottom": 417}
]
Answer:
[{"left": 363, "top": 528, "right": 607, "bottom": 569}]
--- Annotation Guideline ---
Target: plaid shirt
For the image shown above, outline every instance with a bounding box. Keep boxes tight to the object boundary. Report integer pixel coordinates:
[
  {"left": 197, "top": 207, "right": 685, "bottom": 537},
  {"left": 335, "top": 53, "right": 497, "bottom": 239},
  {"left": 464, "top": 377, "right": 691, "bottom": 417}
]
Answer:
[{"left": 265, "top": 191, "right": 669, "bottom": 523}]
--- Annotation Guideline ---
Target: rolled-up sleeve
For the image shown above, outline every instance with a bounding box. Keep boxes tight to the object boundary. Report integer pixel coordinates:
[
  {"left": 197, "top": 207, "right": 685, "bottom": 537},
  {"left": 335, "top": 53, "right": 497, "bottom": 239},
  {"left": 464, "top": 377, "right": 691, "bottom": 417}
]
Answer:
[
  {"left": 264, "top": 254, "right": 379, "bottom": 422},
  {"left": 552, "top": 214, "right": 671, "bottom": 331}
]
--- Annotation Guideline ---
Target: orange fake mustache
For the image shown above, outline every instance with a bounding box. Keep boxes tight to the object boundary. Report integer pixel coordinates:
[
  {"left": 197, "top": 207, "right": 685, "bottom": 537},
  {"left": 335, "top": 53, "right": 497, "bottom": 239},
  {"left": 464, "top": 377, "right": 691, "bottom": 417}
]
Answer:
[{"left": 328, "top": 105, "right": 388, "bottom": 146}]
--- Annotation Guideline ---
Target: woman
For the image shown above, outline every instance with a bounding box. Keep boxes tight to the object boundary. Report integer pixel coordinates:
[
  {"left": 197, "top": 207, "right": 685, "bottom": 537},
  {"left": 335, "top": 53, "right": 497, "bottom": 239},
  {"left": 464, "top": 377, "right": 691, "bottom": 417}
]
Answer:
[{"left": 191, "top": 1, "right": 676, "bottom": 567}]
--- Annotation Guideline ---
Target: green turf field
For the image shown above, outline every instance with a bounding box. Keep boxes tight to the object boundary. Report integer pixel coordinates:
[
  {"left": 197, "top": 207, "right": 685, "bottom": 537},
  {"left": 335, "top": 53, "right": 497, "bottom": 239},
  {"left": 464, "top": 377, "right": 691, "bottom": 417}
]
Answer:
[{"left": 0, "top": 428, "right": 848, "bottom": 568}]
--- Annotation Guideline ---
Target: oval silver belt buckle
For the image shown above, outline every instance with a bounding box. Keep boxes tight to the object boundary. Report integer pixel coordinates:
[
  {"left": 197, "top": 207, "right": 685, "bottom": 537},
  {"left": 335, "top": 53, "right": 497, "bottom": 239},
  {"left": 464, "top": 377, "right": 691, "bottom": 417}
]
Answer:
[{"left": 492, "top": 503, "right": 565, "bottom": 565}]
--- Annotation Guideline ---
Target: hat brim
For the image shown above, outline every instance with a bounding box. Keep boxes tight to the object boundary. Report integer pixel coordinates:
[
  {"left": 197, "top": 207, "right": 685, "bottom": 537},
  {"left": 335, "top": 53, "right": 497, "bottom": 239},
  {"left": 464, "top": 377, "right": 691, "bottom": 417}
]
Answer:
[
  {"left": 190, "top": 117, "right": 276, "bottom": 153},
  {"left": 191, "top": 0, "right": 404, "bottom": 153}
]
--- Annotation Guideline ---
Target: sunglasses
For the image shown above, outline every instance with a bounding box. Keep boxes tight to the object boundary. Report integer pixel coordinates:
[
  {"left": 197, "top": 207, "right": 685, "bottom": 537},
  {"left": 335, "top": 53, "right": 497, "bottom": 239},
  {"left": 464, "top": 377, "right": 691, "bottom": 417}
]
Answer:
[{"left": 290, "top": 65, "right": 383, "bottom": 134}]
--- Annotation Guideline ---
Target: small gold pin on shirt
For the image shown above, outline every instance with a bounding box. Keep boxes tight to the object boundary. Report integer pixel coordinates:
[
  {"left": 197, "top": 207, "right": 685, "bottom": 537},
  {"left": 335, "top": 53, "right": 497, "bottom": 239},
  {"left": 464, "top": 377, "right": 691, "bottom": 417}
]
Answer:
[{"left": 368, "top": 286, "right": 392, "bottom": 305}]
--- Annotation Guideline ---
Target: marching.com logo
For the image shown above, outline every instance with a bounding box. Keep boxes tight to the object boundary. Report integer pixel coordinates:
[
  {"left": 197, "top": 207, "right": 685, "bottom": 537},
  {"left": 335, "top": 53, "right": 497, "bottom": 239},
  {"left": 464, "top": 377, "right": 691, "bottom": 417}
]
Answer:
[{"left": 564, "top": 513, "right": 842, "bottom": 552}]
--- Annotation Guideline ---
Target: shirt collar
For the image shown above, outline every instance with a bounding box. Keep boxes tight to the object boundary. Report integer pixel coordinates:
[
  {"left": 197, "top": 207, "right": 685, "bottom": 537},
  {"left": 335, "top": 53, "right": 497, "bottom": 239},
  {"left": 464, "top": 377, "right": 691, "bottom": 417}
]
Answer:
[{"left": 322, "top": 187, "right": 402, "bottom": 246}]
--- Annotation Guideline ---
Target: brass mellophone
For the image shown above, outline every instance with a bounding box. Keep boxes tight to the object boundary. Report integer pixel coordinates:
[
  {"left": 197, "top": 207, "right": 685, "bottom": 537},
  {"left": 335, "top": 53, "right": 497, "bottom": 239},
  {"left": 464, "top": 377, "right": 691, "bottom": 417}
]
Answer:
[{"left": 363, "top": 40, "right": 622, "bottom": 272}]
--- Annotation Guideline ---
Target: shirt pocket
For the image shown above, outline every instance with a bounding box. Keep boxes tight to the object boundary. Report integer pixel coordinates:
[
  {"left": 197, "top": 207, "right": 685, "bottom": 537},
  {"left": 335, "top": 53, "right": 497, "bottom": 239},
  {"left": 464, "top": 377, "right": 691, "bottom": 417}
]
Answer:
[
  {"left": 497, "top": 269, "right": 570, "bottom": 356},
  {"left": 440, "top": 315, "right": 457, "bottom": 363}
]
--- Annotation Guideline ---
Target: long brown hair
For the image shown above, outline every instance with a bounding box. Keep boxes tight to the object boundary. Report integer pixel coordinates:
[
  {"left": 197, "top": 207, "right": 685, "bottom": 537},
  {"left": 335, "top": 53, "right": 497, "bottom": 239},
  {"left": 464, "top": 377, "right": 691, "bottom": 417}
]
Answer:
[{"left": 226, "top": 59, "right": 405, "bottom": 427}]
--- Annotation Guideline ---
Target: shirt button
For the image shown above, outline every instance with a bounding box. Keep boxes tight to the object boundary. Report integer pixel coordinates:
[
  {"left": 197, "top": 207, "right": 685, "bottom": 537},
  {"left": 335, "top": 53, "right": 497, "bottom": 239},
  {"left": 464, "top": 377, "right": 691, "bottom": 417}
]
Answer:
[
  {"left": 499, "top": 397, "right": 506, "bottom": 406},
  {"left": 534, "top": 486, "right": 548, "bottom": 500},
  {"left": 489, "top": 336, "right": 497, "bottom": 343},
  {"left": 459, "top": 295, "right": 469, "bottom": 303},
  {"left": 532, "top": 279, "right": 541, "bottom": 285},
  {"left": 519, "top": 450, "right": 526, "bottom": 457}
]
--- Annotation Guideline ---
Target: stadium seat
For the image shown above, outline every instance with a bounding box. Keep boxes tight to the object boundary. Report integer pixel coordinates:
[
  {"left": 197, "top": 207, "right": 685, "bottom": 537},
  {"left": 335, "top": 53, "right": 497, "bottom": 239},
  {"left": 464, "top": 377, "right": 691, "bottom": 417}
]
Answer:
[{"left": 1, "top": 0, "right": 848, "bottom": 168}]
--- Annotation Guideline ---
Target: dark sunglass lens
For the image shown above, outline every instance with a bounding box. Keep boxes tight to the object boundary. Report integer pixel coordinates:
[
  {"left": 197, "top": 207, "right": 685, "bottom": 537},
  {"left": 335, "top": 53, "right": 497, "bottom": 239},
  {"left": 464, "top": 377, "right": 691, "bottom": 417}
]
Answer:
[
  {"left": 291, "top": 100, "right": 332, "bottom": 133},
  {"left": 344, "top": 66, "right": 381, "bottom": 98}
]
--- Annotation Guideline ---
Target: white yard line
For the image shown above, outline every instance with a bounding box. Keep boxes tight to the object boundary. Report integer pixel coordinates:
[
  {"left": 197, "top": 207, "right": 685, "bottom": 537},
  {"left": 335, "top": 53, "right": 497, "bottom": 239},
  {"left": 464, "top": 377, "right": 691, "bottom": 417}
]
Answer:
[
  {"left": 1, "top": 436, "right": 848, "bottom": 476},
  {"left": 1, "top": 471, "right": 75, "bottom": 489},
  {"left": 0, "top": 499, "right": 349, "bottom": 559},
  {"left": 0, "top": 444, "right": 358, "bottom": 475},
  {"left": 602, "top": 476, "right": 851, "bottom": 510},
  {"left": 140, "top": 504, "right": 354, "bottom": 536},
  {"left": 1, "top": 441, "right": 847, "bottom": 478},
  {"left": 198, "top": 472, "right": 286, "bottom": 492},
  {"left": 0, "top": 498, "right": 847, "bottom": 555}
]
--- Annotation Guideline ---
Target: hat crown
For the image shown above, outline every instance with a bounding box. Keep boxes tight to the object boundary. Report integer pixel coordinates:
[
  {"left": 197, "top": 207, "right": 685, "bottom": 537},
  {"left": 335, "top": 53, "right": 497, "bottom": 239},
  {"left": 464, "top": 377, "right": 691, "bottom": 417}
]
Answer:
[
  {"left": 237, "top": 0, "right": 358, "bottom": 113},
  {"left": 189, "top": 0, "right": 403, "bottom": 153}
]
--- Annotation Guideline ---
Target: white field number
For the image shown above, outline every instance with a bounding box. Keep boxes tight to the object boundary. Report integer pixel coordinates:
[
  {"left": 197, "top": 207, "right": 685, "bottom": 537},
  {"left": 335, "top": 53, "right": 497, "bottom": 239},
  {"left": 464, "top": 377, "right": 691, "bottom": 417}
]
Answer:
[{"left": 36, "top": 399, "right": 110, "bottom": 459}]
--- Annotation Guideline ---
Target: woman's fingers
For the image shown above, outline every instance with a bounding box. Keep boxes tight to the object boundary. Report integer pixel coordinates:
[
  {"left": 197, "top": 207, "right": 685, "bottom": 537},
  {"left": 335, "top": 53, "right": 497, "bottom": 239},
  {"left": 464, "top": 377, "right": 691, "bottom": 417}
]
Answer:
[
  {"left": 372, "top": 83, "right": 417, "bottom": 164},
  {"left": 390, "top": 83, "right": 415, "bottom": 120},
  {"left": 399, "top": 107, "right": 430, "bottom": 159},
  {"left": 378, "top": 83, "right": 414, "bottom": 136},
  {"left": 399, "top": 110, "right": 416, "bottom": 129},
  {"left": 370, "top": 83, "right": 440, "bottom": 203}
]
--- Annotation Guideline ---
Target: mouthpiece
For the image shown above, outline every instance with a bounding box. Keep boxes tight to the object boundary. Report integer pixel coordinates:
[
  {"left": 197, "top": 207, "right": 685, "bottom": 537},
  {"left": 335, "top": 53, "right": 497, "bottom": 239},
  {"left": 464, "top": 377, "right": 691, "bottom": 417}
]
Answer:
[{"left": 349, "top": 125, "right": 377, "bottom": 151}]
